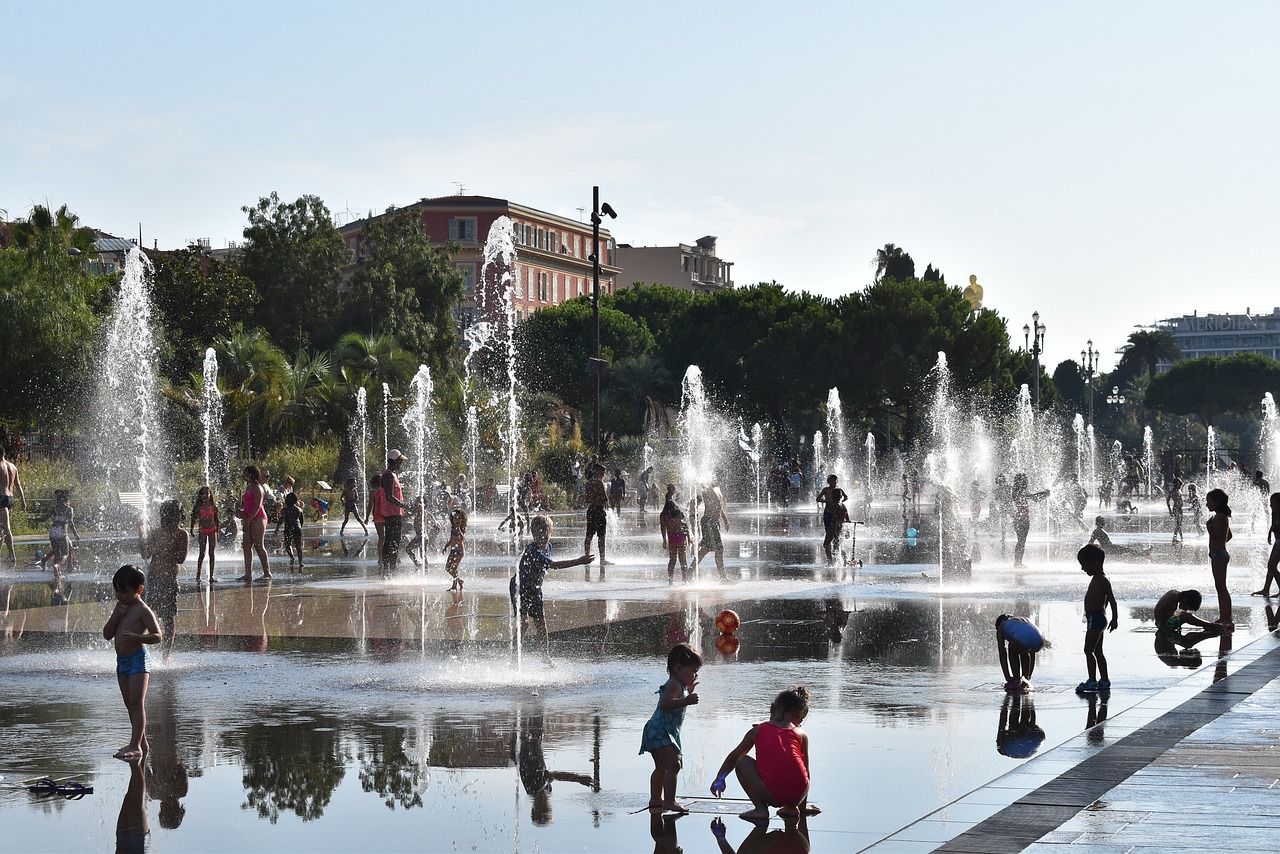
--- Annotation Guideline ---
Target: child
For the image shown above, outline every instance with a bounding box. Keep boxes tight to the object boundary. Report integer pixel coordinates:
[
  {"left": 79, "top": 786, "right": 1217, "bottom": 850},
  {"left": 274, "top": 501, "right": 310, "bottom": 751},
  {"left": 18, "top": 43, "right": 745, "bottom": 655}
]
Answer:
[
  {"left": 640, "top": 643, "right": 702, "bottom": 814},
  {"left": 188, "top": 486, "right": 219, "bottom": 584},
  {"left": 609, "top": 468, "right": 626, "bottom": 514},
  {"left": 1206, "top": 488, "right": 1233, "bottom": 626},
  {"left": 1253, "top": 492, "right": 1280, "bottom": 598},
  {"left": 583, "top": 463, "right": 609, "bottom": 570},
  {"left": 442, "top": 507, "right": 467, "bottom": 589},
  {"left": 659, "top": 487, "right": 688, "bottom": 583},
  {"left": 36, "top": 489, "right": 78, "bottom": 571},
  {"left": 509, "top": 514, "right": 594, "bottom": 657},
  {"left": 709, "top": 685, "right": 820, "bottom": 822},
  {"left": 1187, "top": 483, "right": 1201, "bottom": 528},
  {"left": 139, "top": 499, "right": 190, "bottom": 652},
  {"left": 1088, "top": 516, "right": 1152, "bottom": 557},
  {"left": 102, "top": 564, "right": 162, "bottom": 760},
  {"left": 817, "top": 475, "right": 848, "bottom": 563},
  {"left": 1076, "top": 544, "right": 1118, "bottom": 693},
  {"left": 1153, "top": 589, "right": 1220, "bottom": 647},
  {"left": 996, "top": 614, "right": 1045, "bottom": 693},
  {"left": 340, "top": 477, "right": 367, "bottom": 536},
  {"left": 276, "top": 492, "right": 305, "bottom": 568},
  {"left": 1167, "top": 478, "right": 1185, "bottom": 543}
]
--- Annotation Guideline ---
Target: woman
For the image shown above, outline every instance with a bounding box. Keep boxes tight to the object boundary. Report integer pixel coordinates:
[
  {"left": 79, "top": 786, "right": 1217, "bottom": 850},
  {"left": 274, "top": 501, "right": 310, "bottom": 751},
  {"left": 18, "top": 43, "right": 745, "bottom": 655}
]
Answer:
[{"left": 237, "top": 465, "right": 271, "bottom": 583}]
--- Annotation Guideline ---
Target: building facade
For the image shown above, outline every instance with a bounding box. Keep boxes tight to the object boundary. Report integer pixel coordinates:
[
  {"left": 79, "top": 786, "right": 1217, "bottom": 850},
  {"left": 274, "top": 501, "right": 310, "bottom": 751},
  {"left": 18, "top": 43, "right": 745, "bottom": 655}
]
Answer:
[
  {"left": 338, "top": 195, "right": 618, "bottom": 330},
  {"left": 614, "top": 235, "right": 734, "bottom": 292},
  {"left": 1156, "top": 308, "right": 1280, "bottom": 365}
]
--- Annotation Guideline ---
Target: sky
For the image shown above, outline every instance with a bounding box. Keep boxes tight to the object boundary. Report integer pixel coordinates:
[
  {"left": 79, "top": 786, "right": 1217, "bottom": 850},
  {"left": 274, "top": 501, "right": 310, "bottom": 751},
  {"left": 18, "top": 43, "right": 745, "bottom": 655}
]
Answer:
[{"left": 5, "top": 1, "right": 1279, "bottom": 373}]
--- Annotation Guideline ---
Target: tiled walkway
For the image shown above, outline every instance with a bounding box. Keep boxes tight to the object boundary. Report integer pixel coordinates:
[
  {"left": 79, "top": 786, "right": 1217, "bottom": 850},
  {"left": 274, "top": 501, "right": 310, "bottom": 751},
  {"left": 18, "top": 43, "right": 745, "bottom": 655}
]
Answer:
[{"left": 868, "top": 631, "right": 1280, "bottom": 852}]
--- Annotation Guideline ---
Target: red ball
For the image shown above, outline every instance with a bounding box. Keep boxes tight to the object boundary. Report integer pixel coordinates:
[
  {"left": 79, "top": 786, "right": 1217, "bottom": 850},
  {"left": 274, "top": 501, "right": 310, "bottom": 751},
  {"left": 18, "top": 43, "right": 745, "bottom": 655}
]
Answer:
[
  {"left": 715, "top": 632, "right": 740, "bottom": 657},
  {"left": 715, "top": 609, "right": 740, "bottom": 635}
]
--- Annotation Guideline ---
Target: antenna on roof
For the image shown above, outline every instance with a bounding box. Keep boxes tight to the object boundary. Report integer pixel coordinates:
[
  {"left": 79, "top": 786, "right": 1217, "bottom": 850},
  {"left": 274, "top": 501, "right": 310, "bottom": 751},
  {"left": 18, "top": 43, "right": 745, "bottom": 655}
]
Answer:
[
  {"left": 576, "top": 207, "right": 585, "bottom": 222},
  {"left": 453, "top": 182, "right": 466, "bottom": 196}
]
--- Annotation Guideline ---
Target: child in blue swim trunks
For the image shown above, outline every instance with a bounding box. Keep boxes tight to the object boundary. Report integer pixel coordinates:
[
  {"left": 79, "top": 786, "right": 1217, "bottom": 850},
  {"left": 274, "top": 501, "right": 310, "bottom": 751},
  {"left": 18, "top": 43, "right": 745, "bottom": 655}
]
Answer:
[
  {"left": 1076, "top": 544, "right": 1118, "bottom": 694},
  {"left": 103, "top": 565, "right": 162, "bottom": 760},
  {"left": 640, "top": 642, "right": 702, "bottom": 813}
]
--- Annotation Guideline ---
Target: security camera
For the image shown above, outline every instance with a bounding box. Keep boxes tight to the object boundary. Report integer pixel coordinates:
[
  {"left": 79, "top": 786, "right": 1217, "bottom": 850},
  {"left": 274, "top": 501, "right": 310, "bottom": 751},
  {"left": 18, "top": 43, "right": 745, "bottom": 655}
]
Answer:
[{"left": 600, "top": 202, "right": 617, "bottom": 219}]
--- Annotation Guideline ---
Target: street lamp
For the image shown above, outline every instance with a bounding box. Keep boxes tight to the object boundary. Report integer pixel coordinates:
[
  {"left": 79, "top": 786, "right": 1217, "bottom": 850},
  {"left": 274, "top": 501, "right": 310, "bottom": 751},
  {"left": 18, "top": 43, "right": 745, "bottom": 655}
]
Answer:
[
  {"left": 882, "top": 398, "right": 894, "bottom": 451},
  {"left": 1080, "top": 339, "right": 1097, "bottom": 425},
  {"left": 589, "top": 186, "right": 617, "bottom": 456},
  {"left": 1106, "top": 385, "right": 1126, "bottom": 411},
  {"left": 1022, "top": 311, "right": 1046, "bottom": 407}
]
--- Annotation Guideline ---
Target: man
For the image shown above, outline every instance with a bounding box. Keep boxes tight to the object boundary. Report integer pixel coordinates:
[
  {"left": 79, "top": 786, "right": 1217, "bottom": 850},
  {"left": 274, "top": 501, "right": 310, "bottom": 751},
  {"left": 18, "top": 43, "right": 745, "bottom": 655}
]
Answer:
[
  {"left": 378, "top": 450, "right": 411, "bottom": 572},
  {"left": 0, "top": 445, "right": 27, "bottom": 566},
  {"left": 582, "top": 463, "right": 608, "bottom": 577},
  {"left": 696, "top": 480, "right": 730, "bottom": 579}
]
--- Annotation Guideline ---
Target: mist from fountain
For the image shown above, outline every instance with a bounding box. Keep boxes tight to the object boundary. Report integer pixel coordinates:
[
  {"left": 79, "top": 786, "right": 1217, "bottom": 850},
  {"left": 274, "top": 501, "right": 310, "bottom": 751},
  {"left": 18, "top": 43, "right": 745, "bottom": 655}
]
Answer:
[
  {"left": 1143, "top": 426, "right": 1158, "bottom": 498},
  {"left": 95, "top": 247, "right": 168, "bottom": 524},
  {"left": 382, "top": 383, "right": 391, "bottom": 464},
  {"left": 825, "top": 389, "right": 850, "bottom": 490},
  {"left": 401, "top": 366, "right": 434, "bottom": 571},
  {"left": 354, "top": 387, "right": 368, "bottom": 510},
  {"left": 864, "top": 432, "right": 877, "bottom": 498},
  {"left": 1261, "top": 393, "right": 1279, "bottom": 479}
]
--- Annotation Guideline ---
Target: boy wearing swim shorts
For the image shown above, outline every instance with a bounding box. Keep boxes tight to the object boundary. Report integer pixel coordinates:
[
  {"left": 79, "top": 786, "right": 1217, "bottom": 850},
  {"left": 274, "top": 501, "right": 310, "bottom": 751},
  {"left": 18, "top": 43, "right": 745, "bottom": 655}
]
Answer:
[
  {"left": 1076, "top": 544, "right": 1117, "bottom": 693},
  {"left": 102, "top": 565, "right": 162, "bottom": 760}
]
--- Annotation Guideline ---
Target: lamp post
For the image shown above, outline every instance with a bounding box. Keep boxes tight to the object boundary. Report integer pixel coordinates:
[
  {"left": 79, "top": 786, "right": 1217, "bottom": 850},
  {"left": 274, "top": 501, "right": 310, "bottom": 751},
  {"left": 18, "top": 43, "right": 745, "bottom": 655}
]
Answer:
[
  {"left": 882, "top": 398, "right": 893, "bottom": 451},
  {"left": 1023, "top": 311, "right": 1046, "bottom": 407},
  {"left": 1080, "top": 339, "right": 1097, "bottom": 425},
  {"left": 589, "top": 186, "right": 617, "bottom": 456},
  {"left": 1106, "top": 385, "right": 1126, "bottom": 412}
]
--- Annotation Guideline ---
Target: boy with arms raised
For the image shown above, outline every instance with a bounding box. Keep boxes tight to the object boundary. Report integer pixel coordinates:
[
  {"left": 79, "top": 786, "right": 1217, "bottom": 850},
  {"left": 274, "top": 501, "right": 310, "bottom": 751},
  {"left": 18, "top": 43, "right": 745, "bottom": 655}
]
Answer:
[{"left": 103, "top": 565, "right": 163, "bottom": 759}]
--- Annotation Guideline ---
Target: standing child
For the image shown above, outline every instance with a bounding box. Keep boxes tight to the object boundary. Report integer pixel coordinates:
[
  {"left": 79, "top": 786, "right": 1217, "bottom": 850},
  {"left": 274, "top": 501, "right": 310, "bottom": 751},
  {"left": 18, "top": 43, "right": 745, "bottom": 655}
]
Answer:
[
  {"left": 188, "top": 486, "right": 219, "bottom": 584},
  {"left": 276, "top": 492, "right": 305, "bottom": 568},
  {"left": 710, "top": 686, "right": 820, "bottom": 821},
  {"left": 1076, "top": 544, "right": 1118, "bottom": 693},
  {"left": 640, "top": 643, "right": 702, "bottom": 814},
  {"left": 1167, "top": 478, "right": 1185, "bottom": 543},
  {"left": 659, "top": 487, "right": 688, "bottom": 583},
  {"left": 102, "top": 564, "right": 162, "bottom": 760},
  {"left": 510, "top": 514, "right": 595, "bottom": 657},
  {"left": 139, "top": 499, "right": 190, "bottom": 655},
  {"left": 1205, "top": 488, "right": 1233, "bottom": 627},
  {"left": 1253, "top": 493, "right": 1280, "bottom": 598},
  {"left": 1187, "top": 483, "right": 1202, "bottom": 529},
  {"left": 996, "top": 614, "right": 1046, "bottom": 693},
  {"left": 583, "top": 463, "right": 609, "bottom": 572},
  {"left": 609, "top": 468, "right": 627, "bottom": 514},
  {"left": 442, "top": 507, "right": 467, "bottom": 589},
  {"left": 340, "top": 477, "right": 367, "bottom": 536},
  {"left": 36, "top": 489, "right": 79, "bottom": 571}
]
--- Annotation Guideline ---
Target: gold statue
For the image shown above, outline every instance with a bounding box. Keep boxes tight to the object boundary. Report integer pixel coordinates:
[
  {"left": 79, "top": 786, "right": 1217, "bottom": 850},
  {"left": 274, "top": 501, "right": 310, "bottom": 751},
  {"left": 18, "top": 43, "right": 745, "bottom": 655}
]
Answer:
[{"left": 963, "top": 274, "right": 984, "bottom": 311}]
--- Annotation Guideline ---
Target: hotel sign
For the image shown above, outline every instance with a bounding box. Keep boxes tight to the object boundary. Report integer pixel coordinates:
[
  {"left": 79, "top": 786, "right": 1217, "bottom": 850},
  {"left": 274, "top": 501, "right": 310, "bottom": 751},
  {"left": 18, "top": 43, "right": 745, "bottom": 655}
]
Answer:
[{"left": 1174, "top": 315, "right": 1260, "bottom": 332}]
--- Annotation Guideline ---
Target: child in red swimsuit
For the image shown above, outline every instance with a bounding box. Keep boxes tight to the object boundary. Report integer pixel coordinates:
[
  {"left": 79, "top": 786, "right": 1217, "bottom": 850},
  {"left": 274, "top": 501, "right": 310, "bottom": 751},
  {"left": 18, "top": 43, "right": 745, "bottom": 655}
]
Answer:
[
  {"left": 709, "top": 686, "right": 821, "bottom": 821},
  {"left": 188, "top": 486, "right": 220, "bottom": 584}
]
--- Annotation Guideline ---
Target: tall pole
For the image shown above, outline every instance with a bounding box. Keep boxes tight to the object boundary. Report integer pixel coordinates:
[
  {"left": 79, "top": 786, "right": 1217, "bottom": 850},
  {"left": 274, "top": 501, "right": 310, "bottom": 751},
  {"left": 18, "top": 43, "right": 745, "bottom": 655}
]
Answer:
[
  {"left": 591, "top": 186, "right": 601, "bottom": 457},
  {"left": 1082, "top": 339, "right": 1097, "bottom": 426},
  {"left": 1025, "top": 312, "right": 1045, "bottom": 407}
]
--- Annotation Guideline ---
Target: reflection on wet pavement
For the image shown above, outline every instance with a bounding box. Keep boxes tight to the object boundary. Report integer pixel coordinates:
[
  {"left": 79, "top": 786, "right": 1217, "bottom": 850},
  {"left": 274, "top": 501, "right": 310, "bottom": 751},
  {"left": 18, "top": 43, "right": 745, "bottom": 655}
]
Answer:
[{"left": 2, "top": 505, "right": 1277, "bottom": 852}]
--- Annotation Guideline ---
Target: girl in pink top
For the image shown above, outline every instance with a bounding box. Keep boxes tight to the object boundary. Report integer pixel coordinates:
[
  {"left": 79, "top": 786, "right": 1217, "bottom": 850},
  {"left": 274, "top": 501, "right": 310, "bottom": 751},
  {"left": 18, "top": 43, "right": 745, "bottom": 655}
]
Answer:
[
  {"left": 710, "top": 686, "right": 821, "bottom": 821},
  {"left": 236, "top": 465, "right": 271, "bottom": 583}
]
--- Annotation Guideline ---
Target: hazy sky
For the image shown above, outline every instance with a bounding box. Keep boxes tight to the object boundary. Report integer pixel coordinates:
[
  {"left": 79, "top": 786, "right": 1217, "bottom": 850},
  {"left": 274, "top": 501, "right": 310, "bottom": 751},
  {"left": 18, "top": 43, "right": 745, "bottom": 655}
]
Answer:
[{"left": 5, "top": 1, "right": 1278, "bottom": 373}]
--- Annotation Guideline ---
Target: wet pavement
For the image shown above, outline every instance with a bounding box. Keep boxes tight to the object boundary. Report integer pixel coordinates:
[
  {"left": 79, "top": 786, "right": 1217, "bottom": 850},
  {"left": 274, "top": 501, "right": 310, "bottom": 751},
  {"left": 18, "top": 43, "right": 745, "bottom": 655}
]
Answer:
[{"left": 2, "top": 504, "right": 1278, "bottom": 852}]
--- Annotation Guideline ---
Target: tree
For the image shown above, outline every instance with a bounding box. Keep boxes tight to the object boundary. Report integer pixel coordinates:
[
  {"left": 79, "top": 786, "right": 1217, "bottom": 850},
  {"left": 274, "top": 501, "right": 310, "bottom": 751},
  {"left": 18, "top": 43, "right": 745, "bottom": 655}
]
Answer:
[
  {"left": 238, "top": 192, "right": 346, "bottom": 353},
  {"left": 1051, "top": 359, "right": 1084, "bottom": 413},
  {"left": 921, "top": 264, "right": 945, "bottom": 283},
  {"left": 872, "top": 243, "right": 915, "bottom": 282},
  {"left": 335, "top": 206, "right": 465, "bottom": 381},
  {"left": 0, "top": 204, "right": 106, "bottom": 426},
  {"left": 150, "top": 245, "right": 260, "bottom": 380},
  {"left": 1119, "top": 328, "right": 1180, "bottom": 378},
  {"left": 1146, "top": 354, "right": 1280, "bottom": 426}
]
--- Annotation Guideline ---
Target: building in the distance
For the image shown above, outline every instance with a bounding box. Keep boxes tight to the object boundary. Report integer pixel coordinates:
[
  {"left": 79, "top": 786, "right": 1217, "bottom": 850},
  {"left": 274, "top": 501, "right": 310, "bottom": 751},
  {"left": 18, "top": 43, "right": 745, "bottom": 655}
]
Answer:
[
  {"left": 614, "top": 235, "right": 734, "bottom": 292},
  {"left": 338, "top": 195, "right": 618, "bottom": 329},
  {"left": 1155, "top": 308, "right": 1280, "bottom": 367}
]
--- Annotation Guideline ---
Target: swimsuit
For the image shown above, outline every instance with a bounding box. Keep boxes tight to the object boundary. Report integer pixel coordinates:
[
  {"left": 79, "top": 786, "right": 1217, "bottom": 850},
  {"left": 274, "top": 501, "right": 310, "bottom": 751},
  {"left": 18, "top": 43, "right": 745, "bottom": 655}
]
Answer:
[
  {"left": 0, "top": 495, "right": 12, "bottom": 510},
  {"left": 639, "top": 677, "right": 687, "bottom": 758},
  {"left": 586, "top": 504, "right": 607, "bottom": 539},
  {"left": 1000, "top": 618, "right": 1044, "bottom": 653},
  {"left": 197, "top": 504, "right": 217, "bottom": 536},
  {"left": 701, "top": 518, "right": 723, "bottom": 551},
  {"left": 754, "top": 721, "right": 809, "bottom": 806},
  {"left": 242, "top": 489, "right": 267, "bottom": 520},
  {"left": 1084, "top": 609, "right": 1107, "bottom": 632},
  {"left": 1158, "top": 614, "right": 1184, "bottom": 642},
  {"left": 1209, "top": 549, "right": 1230, "bottom": 560},
  {"left": 116, "top": 647, "right": 149, "bottom": 678}
]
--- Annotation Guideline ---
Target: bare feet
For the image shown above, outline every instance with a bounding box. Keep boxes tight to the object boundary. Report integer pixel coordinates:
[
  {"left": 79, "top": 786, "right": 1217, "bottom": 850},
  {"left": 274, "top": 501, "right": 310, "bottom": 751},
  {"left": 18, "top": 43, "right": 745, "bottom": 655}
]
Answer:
[
  {"left": 1253, "top": 589, "right": 1274, "bottom": 597},
  {"left": 255, "top": 574, "right": 272, "bottom": 583},
  {"left": 114, "top": 748, "right": 142, "bottom": 760},
  {"left": 662, "top": 801, "right": 689, "bottom": 814},
  {"left": 738, "top": 806, "right": 769, "bottom": 822},
  {"left": 233, "top": 575, "right": 251, "bottom": 583}
]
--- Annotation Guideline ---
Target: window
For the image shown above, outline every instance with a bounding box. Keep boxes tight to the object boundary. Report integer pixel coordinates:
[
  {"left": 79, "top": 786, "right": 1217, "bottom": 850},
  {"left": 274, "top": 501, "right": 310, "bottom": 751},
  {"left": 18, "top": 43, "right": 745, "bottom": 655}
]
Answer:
[
  {"left": 538, "top": 271, "right": 549, "bottom": 301},
  {"left": 552, "top": 273, "right": 559, "bottom": 303},
  {"left": 457, "top": 263, "right": 476, "bottom": 295},
  {"left": 448, "top": 217, "right": 477, "bottom": 241},
  {"left": 573, "top": 235, "right": 580, "bottom": 257}
]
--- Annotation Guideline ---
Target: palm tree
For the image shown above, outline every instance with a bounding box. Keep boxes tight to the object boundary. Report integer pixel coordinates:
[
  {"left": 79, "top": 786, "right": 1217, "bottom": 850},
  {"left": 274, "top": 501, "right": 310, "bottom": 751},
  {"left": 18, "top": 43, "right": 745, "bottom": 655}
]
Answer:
[
  {"left": 1120, "top": 329, "right": 1181, "bottom": 378},
  {"left": 333, "top": 331, "right": 418, "bottom": 392},
  {"left": 872, "top": 243, "right": 915, "bottom": 282}
]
